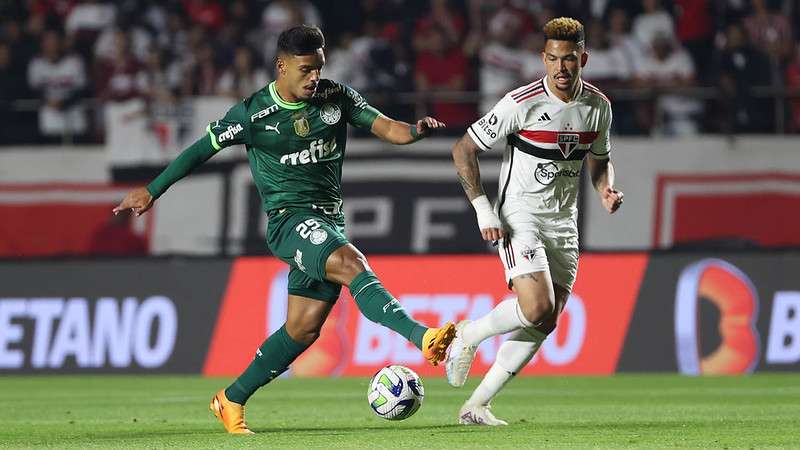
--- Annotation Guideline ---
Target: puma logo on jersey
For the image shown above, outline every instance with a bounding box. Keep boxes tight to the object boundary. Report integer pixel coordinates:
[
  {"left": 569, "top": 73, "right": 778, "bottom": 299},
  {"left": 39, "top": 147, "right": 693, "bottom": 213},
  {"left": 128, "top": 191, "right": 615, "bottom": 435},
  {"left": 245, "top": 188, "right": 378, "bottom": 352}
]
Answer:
[
  {"left": 538, "top": 112, "right": 551, "bottom": 121},
  {"left": 264, "top": 122, "right": 280, "bottom": 134},
  {"left": 280, "top": 138, "right": 339, "bottom": 165}
]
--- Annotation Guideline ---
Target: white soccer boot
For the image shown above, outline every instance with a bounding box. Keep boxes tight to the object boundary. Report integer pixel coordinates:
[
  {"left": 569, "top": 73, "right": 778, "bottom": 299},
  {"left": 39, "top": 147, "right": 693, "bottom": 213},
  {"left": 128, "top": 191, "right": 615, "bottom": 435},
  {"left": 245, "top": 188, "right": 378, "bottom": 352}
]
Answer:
[
  {"left": 446, "top": 320, "right": 478, "bottom": 387},
  {"left": 458, "top": 402, "right": 508, "bottom": 426}
]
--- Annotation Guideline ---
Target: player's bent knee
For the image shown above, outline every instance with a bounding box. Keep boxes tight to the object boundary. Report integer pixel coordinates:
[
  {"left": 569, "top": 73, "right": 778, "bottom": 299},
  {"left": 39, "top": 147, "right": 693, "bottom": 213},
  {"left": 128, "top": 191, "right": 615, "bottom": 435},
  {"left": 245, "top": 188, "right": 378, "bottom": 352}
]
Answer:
[
  {"left": 285, "top": 320, "right": 323, "bottom": 346},
  {"left": 286, "top": 326, "right": 321, "bottom": 346},
  {"left": 534, "top": 313, "right": 558, "bottom": 335},
  {"left": 326, "top": 245, "right": 370, "bottom": 285},
  {"left": 518, "top": 294, "right": 555, "bottom": 326}
]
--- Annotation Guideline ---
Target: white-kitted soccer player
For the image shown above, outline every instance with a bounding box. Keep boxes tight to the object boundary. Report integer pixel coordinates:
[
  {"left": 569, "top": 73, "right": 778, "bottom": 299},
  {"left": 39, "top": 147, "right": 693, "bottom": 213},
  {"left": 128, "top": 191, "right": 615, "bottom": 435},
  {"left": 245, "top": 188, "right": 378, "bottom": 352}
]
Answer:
[{"left": 447, "top": 17, "right": 624, "bottom": 425}]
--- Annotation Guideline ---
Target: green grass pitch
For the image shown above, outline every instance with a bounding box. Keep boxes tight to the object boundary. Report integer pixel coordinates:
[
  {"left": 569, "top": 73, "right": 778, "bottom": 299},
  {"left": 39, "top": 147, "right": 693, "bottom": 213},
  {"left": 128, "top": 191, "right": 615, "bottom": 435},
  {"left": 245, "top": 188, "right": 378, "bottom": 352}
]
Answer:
[{"left": 1, "top": 374, "right": 798, "bottom": 448}]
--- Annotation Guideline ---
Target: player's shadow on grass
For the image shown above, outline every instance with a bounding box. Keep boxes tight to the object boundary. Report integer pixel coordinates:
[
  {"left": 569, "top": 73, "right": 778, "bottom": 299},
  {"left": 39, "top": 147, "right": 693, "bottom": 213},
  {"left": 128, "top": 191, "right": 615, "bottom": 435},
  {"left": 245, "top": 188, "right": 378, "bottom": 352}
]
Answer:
[
  {"left": 252, "top": 424, "right": 472, "bottom": 434},
  {"left": 69, "top": 424, "right": 485, "bottom": 441}
]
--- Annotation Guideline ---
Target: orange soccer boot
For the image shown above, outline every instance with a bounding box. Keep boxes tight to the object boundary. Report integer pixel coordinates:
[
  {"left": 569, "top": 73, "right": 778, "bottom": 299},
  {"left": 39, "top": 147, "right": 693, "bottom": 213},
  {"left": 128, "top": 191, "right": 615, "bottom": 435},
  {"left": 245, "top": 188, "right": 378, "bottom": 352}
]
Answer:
[
  {"left": 209, "top": 389, "right": 254, "bottom": 434},
  {"left": 421, "top": 322, "right": 456, "bottom": 366}
]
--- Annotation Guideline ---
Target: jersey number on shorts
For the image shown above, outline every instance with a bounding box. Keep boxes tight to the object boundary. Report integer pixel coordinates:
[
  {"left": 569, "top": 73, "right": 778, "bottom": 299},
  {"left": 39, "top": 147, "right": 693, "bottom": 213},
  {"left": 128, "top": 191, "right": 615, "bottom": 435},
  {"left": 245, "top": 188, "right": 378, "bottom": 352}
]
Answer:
[{"left": 295, "top": 219, "right": 321, "bottom": 239}]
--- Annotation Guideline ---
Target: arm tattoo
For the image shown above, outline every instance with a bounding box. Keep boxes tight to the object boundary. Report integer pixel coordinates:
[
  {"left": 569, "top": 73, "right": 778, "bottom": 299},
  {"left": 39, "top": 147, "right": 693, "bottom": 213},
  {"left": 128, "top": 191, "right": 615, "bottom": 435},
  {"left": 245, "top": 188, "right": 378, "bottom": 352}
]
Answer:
[
  {"left": 453, "top": 135, "right": 485, "bottom": 200},
  {"left": 516, "top": 273, "right": 540, "bottom": 282},
  {"left": 457, "top": 172, "right": 478, "bottom": 195}
]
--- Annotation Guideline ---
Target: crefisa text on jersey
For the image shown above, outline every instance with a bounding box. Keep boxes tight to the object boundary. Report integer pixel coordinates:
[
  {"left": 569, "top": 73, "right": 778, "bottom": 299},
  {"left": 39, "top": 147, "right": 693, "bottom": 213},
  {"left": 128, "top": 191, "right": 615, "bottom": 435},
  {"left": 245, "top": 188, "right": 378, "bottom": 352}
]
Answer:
[
  {"left": 279, "top": 138, "right": 339, "bottom": 165},
  {"left": 218, "top": 124, "right": 244, "bottom": 144}
]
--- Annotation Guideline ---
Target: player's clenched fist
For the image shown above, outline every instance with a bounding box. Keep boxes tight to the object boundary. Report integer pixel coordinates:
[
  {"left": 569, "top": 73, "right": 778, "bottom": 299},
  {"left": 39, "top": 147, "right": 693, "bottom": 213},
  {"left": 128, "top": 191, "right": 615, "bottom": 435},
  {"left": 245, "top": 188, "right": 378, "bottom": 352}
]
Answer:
[
  {"left": 601, "top": 186, "right": 624, "bottom": 214},
  {"left": 113, "top": 187, "right": 154, "bottom": 217}
]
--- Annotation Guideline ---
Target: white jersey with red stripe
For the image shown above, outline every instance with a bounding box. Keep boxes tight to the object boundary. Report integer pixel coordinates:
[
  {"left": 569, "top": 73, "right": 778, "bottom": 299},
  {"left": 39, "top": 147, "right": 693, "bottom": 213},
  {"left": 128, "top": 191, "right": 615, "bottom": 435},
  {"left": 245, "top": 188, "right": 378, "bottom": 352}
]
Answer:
[{"left": 467, "top": 77, "right": 612, "bottom": 241}]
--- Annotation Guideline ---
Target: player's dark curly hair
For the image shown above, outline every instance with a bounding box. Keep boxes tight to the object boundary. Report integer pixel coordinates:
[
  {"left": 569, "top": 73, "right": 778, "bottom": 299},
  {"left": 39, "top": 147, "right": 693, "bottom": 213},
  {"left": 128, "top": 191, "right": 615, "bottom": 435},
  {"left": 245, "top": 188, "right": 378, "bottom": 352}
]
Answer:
[{"left": 277, "top": 25, "right": 325, "bottom": 56}]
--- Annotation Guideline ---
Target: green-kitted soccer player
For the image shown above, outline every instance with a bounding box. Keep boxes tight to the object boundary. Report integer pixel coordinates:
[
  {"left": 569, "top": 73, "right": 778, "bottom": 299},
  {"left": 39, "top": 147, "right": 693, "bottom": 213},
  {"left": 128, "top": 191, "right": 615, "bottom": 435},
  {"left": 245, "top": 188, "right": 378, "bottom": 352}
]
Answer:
[{"left": 113, "top": 25, "right": 456, "bottom": 434}]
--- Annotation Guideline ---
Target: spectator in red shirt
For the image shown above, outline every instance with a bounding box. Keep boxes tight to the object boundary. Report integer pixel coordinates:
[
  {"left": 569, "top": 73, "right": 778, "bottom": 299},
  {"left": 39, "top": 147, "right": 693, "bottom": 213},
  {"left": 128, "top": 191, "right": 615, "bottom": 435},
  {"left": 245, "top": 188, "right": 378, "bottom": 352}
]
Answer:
[
  {"left": 182, "top": 0, "right": 224, "bottom": 31},
  {"left": 94, "top": 30, "right": 146, "bottom": 102},
  {"left": 673, "top": 0, "right": 713, "bottom": 84},
  {"left": 744, "top": 0, "right": 794, "bottom": 65},
  {"left": 414, "top": 25, "right": 474, "bottom": 131},
  {"left": 413, "top": 0, "right": 465, "bottom": 54}
]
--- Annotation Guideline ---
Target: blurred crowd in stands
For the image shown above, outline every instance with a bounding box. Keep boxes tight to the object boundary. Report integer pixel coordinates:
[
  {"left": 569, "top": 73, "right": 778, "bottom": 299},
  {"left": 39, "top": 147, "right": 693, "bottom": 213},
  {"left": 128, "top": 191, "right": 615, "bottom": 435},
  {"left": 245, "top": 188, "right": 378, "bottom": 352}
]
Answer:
[{"left": 1, "top": 0, "right": 799, "bottom": 145}]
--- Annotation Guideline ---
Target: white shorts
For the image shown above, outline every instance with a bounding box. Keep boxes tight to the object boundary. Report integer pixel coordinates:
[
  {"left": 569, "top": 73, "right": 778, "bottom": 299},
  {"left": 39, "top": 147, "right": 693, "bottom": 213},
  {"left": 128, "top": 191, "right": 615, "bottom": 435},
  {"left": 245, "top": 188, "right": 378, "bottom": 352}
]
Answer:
[{"left": 497, "top": 207, "right": 579, "bottom": 291}]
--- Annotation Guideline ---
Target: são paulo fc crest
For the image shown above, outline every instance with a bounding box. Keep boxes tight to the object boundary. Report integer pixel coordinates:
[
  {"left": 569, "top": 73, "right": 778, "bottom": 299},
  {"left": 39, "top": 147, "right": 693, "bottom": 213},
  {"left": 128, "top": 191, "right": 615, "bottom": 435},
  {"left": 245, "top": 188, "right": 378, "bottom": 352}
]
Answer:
[
  {"left": 319, "top": 103, "right": 341, "bottom": 125},
  {"left": 293, "top": 111, "right": 310, "bottom": 137},
  {"left": 557, "top": 133, "right": 579, "bottom": 158},
  {"left": 521, "top": 245, "right": 536, "bottom": 261}
]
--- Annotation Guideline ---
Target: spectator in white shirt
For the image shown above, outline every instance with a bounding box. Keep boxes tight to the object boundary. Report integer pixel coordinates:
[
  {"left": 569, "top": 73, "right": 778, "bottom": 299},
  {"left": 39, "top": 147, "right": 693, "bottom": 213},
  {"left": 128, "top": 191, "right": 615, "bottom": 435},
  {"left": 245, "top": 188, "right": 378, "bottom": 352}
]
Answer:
[
  {"left": 608, "top": 7, "right": 646, "bottom": 75},
  {"left": 94, "top": 18, "right": 153, "bottom": 63},
  {"left": 260, "top": 0, "right": 322, "bottom": 68},
  {"left": 635, "top": 32, "right": 702, "bottom": 135},
  {"left": 27, "top": 29, "right": 88, "bottom": 138},
  {"left": 65, "top": 0, "right": 117, "bottom": 59},
  {"left": 582, "top": 19, "right": 628, "bottom": 84},
  {"left": 476, "top": 8, "right": 531, "bottom": 113},
  {"left": 632, "top": 0, "right": 675, "bottom": 51}
]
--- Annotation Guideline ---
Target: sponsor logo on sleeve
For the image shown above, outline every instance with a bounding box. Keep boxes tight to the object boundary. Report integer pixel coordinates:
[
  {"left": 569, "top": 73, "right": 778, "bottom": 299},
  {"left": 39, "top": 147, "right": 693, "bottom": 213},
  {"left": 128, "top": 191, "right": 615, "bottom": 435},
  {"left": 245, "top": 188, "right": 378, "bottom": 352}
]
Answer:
[
  {"left": 476, "top": 114, "right": 498, "bottom": 140},
  {"left": 346, "top": 88, "right": 367, "bottom": 109},
  {"left": 314, "top": 84, "right": 342, "bottom": 100},
  {"left": 218, "top": 123, "right": 244, "bottom": 143}
]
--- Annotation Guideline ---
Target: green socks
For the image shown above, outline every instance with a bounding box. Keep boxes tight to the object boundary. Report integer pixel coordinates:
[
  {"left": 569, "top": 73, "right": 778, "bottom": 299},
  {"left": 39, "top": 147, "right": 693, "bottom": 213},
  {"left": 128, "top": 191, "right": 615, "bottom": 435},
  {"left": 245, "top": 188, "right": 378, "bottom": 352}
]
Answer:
[
  {"left": 225, "top": 325, "right": 309, "bottom": 405},
  {"left": 349, "top": 271, "right": 427, "bottom": 349},
  {"left": 224, "top": 272, "right": 426, "bottom": 405}
]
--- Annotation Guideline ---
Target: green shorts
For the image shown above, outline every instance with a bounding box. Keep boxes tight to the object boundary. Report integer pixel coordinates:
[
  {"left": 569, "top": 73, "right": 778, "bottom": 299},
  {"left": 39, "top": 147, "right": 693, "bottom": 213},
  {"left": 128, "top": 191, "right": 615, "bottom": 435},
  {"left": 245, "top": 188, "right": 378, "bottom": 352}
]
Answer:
[{"left": 266, "top": 208, "right": 349, "bottom": 303}]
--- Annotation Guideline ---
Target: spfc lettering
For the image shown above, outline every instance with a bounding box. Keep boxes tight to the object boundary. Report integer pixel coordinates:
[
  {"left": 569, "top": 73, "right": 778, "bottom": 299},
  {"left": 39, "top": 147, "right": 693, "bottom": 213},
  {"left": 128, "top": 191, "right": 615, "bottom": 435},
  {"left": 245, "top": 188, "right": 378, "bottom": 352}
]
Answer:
[{"left": 557, "top": 133, "right": 579, "bottom": 158}]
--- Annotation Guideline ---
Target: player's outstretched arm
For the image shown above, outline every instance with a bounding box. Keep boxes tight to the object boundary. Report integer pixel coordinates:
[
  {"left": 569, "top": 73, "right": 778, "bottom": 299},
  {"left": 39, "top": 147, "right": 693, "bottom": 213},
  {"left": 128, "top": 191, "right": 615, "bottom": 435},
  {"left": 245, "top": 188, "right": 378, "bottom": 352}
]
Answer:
[
  {"left": 112, "top": 135, "right": 218, "bottom": 216},
  {"left": 370, "top": 115, "right": 445, "bottom": 145},
  {"left": 452, "top": 132, "right": 504, "bottom": 241},
  {"left": 587, "top": 157, "right": 624, "bottom": 214}
]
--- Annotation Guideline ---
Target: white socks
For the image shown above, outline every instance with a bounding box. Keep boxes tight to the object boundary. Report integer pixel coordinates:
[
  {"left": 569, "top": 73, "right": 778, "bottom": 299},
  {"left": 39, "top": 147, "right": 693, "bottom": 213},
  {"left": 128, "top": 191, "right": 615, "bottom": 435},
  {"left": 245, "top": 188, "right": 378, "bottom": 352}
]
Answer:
[
  {"left": 462, "top": 298, "right": 533, "bottom": 347},
  {"left": 466, "top": 363, "right": 512, "bottom": 406},
  {"left": 467, "top": 327, "right": 547, "bottom": 406}
]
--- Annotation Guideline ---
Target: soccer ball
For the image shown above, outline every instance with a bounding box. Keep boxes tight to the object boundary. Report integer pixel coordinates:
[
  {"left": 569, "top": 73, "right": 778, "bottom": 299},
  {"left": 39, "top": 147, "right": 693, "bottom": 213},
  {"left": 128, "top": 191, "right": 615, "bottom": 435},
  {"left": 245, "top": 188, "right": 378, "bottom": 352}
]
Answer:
[{"left": 367, "top": 365, "right": 424, "bottom": 420}]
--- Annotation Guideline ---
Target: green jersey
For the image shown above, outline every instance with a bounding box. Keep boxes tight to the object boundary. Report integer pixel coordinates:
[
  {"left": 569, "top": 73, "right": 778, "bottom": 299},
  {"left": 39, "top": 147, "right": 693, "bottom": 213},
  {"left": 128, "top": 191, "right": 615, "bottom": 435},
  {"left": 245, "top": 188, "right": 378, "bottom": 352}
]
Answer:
[{"left": 206, "top": 79, "right": 380, "bottom": 214}]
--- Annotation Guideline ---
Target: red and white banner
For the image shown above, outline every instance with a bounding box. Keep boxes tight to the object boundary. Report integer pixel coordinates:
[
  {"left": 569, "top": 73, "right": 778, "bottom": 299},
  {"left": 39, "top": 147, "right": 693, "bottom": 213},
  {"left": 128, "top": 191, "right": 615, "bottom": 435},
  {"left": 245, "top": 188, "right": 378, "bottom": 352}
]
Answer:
[
  {"left": 0, "top": 184, "right": 152, "bottom": 257},
  {"left": 203, "top": 254, "right": 648, "bottom": 377},
  {"left": 654, "top": 172, "right": 800, "bottom": 248}
]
